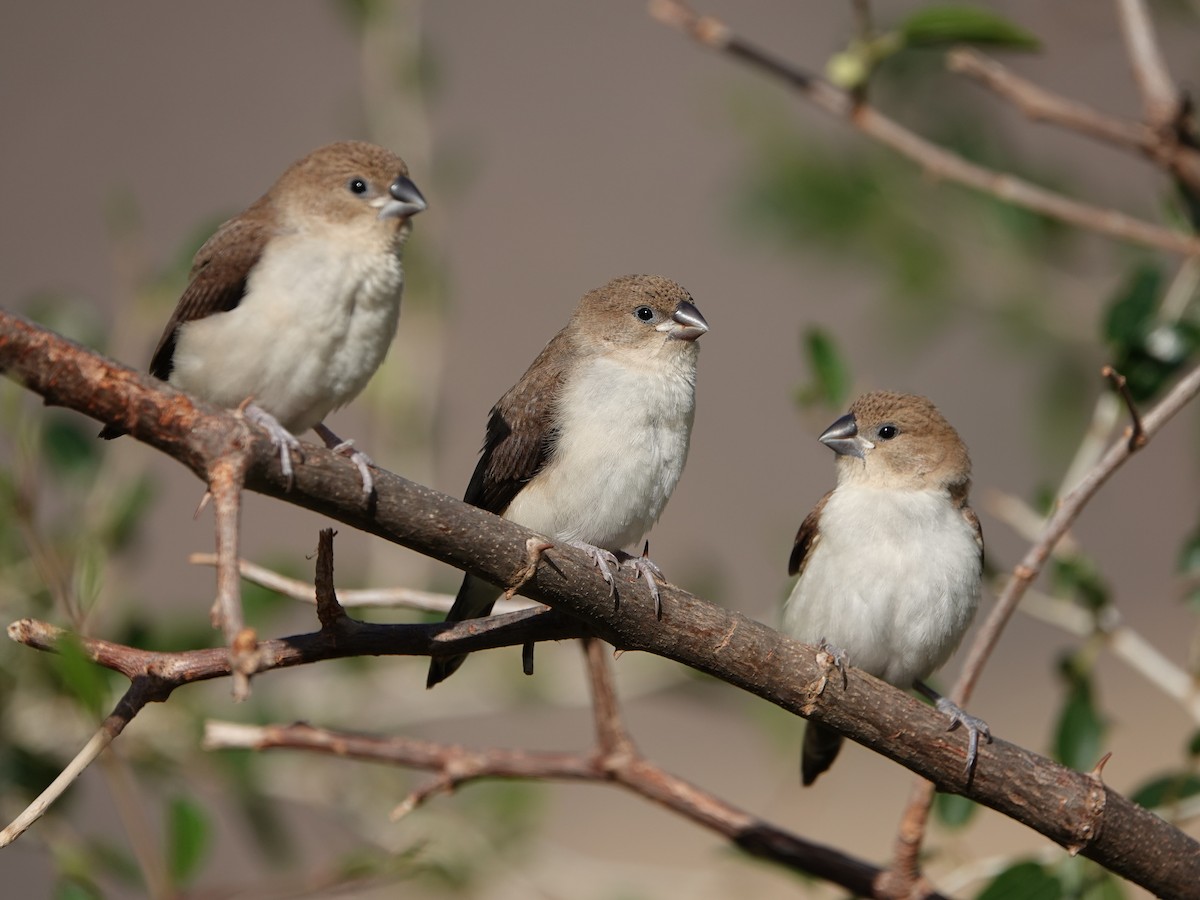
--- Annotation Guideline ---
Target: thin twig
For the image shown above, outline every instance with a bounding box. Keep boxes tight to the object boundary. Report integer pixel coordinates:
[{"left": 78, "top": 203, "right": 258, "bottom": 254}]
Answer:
[
  {"left": 582, "top": 638, "right": 635, "bottom": 758},
  {"left": 648, "top": 0, "right": 1200, "bottom": 258},
  {"left": 1102, "top": 365, "right": 1148, "bottom": 449},
  {"left": 188, "top": 552, "right": 493, "bottom": 613},
  {"left": 203, "top": 719, "right": 926, "bottom": 898},
  {"left": 948, "top": 48, "right": 1151, "bottom": 150},
  {"left": 0, "top": 680, "right": 160, "bottom": 848},
  {"left": 1115, "top": 0, "right": 1180, "bottom": 127},
  {"left": 968, "top": 361, "right": 1198, "bottom": 700},
  {"left": 5, "top": 312, "right": 1200, "bottom": 896},
  {"left": 0, "top": 605, "right": 585, "bottom": 848},
  {"left": 885, "top": 362, "right": 1200, "bottom": 891},
  {"left": 983, "top": 488, "right": 1081, "bottom": 554},
  {"left": 949, "top": 45, "right": 1200, "bottom": 208},
  {"left": 207, "top": 452, "right": 258, "bottom": 700},
  {"left": 98, "top": 751, "right": 171, "bottom": 899},
  {"left": 1019, "top": 589, "right": 1200, "bottom": 723}
]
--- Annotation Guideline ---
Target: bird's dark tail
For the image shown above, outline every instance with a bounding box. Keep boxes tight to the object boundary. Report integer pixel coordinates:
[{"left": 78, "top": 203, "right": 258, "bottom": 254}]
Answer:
[
  {"left": 426, "top": 573, "right": 501, "bottom": 689},
  {"left": 801, "top": 722, "right": 844, "bottom": 786},
  {"left": 97, "top": 424, "right": 127, "bottom": 440}
]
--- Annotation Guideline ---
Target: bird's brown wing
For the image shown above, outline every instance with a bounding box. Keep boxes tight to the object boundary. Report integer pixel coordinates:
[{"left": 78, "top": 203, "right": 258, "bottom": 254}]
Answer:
[
  {"left": 147, "top": 216, "right": 270, "bottom": 380},
  {"left": 462, "top": 335, "right": 570, "bottom": 515},
  {"left": 788, "top": 490, "right": 832, "bottom": 577}
]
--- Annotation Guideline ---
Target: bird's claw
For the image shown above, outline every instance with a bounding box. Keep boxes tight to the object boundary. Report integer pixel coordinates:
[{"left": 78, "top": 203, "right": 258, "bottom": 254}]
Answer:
[
  {"left": 625, "top": 553, "right": 666, "bottom": 617},
  {"left": 314, "top": 423, "right": 376, "bottom": 499},
  {"left": 333, "top": 442, "right": 375, "bottom": 499},
  {"left": 936, "top": 696, "right": 992, "bottom": 780},
  {"left": 568, "top": 541, "right": 619, "bottom": 597},
  {"left": 816, "top": 638, "right": 849, "bottom": 690},
  {"left": 245, "top": 404, "right": 302, "bottom": 489}
]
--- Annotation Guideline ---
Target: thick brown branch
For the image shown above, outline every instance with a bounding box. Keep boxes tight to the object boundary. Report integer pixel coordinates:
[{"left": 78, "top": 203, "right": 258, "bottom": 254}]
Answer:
[
  {"left": 649, "top": 0, "right": 1200, "bottom": 257},
  {"left": 4, "top": 313, "right": 1200, "bottom": 896}
]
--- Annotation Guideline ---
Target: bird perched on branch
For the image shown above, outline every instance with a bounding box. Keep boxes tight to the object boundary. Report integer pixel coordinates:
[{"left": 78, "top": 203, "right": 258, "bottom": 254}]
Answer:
[
  {"left": 427, "top": 274, "right": 709, "bottom": 688},
  {"left": 100, "top": 140, "right": 427, "bottom": 497},
  {"left": 782, "top": 391, "right": 989, "bottom": 785}
]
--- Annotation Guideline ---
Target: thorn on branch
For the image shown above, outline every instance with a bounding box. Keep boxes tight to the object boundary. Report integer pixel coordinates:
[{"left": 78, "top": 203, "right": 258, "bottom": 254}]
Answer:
[
  {"left": 392, "top": 773, "right": 457, "bottom": 821},
  {"left": 1102, "top": 366, "right": 1147, "bottom": 450},
  {"left": 1090, "top": 751, "right": 1114, "bottom": 783}
]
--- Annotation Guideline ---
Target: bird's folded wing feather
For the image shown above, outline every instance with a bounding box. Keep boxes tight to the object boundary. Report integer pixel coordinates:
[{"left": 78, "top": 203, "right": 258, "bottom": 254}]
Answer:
[
  {"left": 463, "top": 336, "right": 571, "bottom": 516},
  {"left": 148, "top": 216, "right": 270, "bottom": 380},
  {"left": 788, "top": 490, "right": 832, "bottom": 577}
]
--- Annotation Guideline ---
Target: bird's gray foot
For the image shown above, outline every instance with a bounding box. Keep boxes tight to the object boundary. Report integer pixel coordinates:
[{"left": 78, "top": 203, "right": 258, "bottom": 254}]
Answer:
[
  {"left": 314, "top": 423, "right": 375, "bottom": 499},
  {"left": 624, "top": 543, "right": 666, "bottom": 617},
  {"left": 935, "top": 696, "right": 992, "bottom": 779},
  {"left": 816, "top": 638, "right": 849, "bottom": 690},
  {"left": 245, "top": 404, "right": 302, "bottom": 488},
  {"left": 567, "top": 541, "right": 620, "bottom": 596}
]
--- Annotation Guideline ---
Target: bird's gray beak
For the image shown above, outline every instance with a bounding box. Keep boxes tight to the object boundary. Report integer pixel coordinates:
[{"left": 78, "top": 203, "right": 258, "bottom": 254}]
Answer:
[
  {"left": 819, "top": 412, "right": 869, "bottom": 460},
  {"left": 661, "top": 300, "right": 709, "bottom": 342},
  {"left": 378, "top": 176, "right": 427, "bottom": 220}
]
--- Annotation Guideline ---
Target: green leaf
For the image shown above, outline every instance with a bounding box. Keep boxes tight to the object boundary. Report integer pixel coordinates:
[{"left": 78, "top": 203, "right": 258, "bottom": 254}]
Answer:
[
  {"left": 217, "top": 750, "right": 295, "bottom": 863},
  {"left": 51, "top": 635, "right": 107, "bottom": 719},
  {"left": 54, "top": 878, "right": 104, "bottom": 900},
  {"left": 166, "top": 795, "right": 212, "bottom": 886},
  {"left": 2, "top": 744, "right": 67, "bottom": 801},
  {"left": 1189, "top": 728, "right": 1200, "bottom": 759},
  {"left": 1102, "top": 262, "right": 1199, "bottom": 402},
  {"left": 1179, "top": 525, "right": 1200, "bottom": 576},
  {"left": 899, "top": 6, "right": 1040, "bottom": 51},
  {"left": 1103, "top": 263, "right": 1161, "bottom": 348},
  {"left": 933, "top": 790, "right": 978, "bottom": 829},
  {"left": 1050, "top": 556, "right": 1109, "bottom": 611},
  {"left": 43, "top": 414, "right": 101, "bottom": 478},
  {"left": 1053, "top": 662, "right": 1106, "bottom": 772},
  {"left": 81, "top": 838, "right": 143, "bottom": 886},
  {"left": 1129, "top": 770, "right": 1200, "bottom": 808},
  {"left": 798, "top": 328, "right": 851, "bottom": 409},
  {"left": 976, "top": 860, "right": 1062, "bottom": 900},
  {"left": 1079, "top": 870, "right": 1127, "bottom": 900},
  {"left": 101, "top": 475, "right": 157, "bottom": 552}
]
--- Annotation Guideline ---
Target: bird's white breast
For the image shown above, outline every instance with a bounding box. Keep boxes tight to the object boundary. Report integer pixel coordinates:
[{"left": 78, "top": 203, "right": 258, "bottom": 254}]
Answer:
[
  {"left": 169, "top": 228, "right": 404, "bottom": 433},
  {"left": 504, "top": 348, "right": 697, "bottom": 551},
  {"left": 782, "top": 486, "right": 981, "bottom": 687}
]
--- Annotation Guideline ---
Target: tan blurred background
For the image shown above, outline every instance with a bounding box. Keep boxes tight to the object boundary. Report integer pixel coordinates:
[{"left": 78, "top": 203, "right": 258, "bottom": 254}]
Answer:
[{"left": 2, "top": 2, "right": 1199, "bottom": 897}]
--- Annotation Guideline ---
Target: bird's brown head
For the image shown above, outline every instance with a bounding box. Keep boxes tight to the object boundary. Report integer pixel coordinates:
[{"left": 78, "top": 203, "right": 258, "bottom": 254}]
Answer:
[
  {"left": 267, "top": 140, "right": 426, "bottom": 241},
  {"left": 570, "top": 274, "right": 709, "bottom": 362},
  {"left": 820, "top": 391, "right": 970, "bottom": 492}
]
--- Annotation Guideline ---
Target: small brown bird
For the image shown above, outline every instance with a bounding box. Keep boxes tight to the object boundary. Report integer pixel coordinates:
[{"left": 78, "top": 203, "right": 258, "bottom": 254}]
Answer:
[
  {"left": 100, "top": 141, "right": 427, "bottom": 495},
  {"left": 782, "top": 391, "right": 989, "bottom": 784},
  {"left": 427, "top": 274, "right": 709, "bottom": 688}
]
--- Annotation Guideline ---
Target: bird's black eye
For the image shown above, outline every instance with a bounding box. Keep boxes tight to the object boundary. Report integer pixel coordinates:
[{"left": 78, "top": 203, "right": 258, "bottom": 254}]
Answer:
[
  {"left": 634, "top": 306, "right": 655, "bottom": 322},
  {"left": 348, "top": 177, "right": 369, "bottom": 195},
  {"left": 878, "top": 424, "right": 899, "bottom": 440}
]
